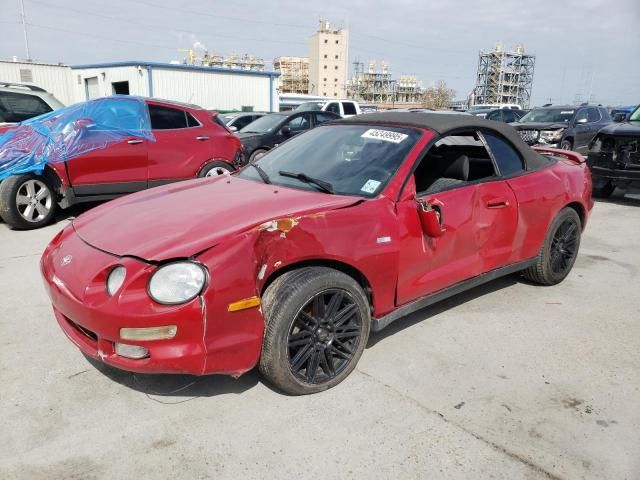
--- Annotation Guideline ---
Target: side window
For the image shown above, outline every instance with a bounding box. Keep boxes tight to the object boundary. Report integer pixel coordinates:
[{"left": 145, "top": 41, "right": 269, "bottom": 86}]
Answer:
[
  {"left": 502, "top": 110, "right": 517, "bottom": 123},
  {"left": 233, "top": 116, "right": 254, "bottom": 130},
  {"left": 587, "top": 108, "right": 601, "bottom": 123},
  {"left": 342, "top": 102, "right": 357, "bottom": 115},
  {"left": 285, "top": 115, "right": 310, "bottom": 132},
  {"left": 149, "top": 104, "right": 188, "bottom": 129},
  {"left": 0, "top": 92, "right": 52, "bottom": 122},
  {"left": 315, "top": 113, "right": 337, "bottom": 124},
  {"left": 413, "top": 131, "right": 497, "bottom": 194},
  {"left": 483, "top": 132, "right": 524, "bottom": 176},
  {"left": 486, "top": 110, "right": 502, "bottom": 121},
  {"left": 575, "top": 109, "right": 589, "bottom": 124},
  {"left": 186, "top": 112, "right": 200, "bottom": 127},
  {"left": 325, "top": 102, "right": 340, "bottom": 115}
]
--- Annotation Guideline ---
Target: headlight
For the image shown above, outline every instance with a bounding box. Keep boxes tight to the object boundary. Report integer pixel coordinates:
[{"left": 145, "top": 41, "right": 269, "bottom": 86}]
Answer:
[
  {"left": 540, "top": 128, "right": 565, "bottom": 142},
  {"left": 107, "top": 266, "right": 126, "bottom": 296},
  {"left": 148, "top": 262, "right": 206, "bottom": 305}
]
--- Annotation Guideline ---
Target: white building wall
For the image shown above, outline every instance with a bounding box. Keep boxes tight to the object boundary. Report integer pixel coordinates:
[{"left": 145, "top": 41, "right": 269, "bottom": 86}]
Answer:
[
  {"left": 151, "top": 67, "right": 276, "bottom": 111},
  {"left": 0, "top": 61, "right": 74, "bottom": 105},
  {"left": 70, "top": 66, "right": 150, "bottom": 102}
]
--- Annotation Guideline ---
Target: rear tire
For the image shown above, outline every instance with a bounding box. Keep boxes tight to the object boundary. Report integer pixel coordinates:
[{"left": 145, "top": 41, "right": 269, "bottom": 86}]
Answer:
[
  {"left": 199, "top": 161, "right": 233, "bottom": 177},
  {"left": 259, "top": 267, "right": 371, "bottom": 395},
  {"left": 0, "top": 174, "right": 57, "bottom": 230},
  {"left": 522, "top": 207, "right": 581, "bottom": 285}
]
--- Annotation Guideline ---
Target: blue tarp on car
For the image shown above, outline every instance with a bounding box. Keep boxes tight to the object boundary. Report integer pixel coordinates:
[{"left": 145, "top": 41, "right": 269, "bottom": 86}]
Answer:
[{"left": 0, "top": 96, "right": 154, "bottom": 181}]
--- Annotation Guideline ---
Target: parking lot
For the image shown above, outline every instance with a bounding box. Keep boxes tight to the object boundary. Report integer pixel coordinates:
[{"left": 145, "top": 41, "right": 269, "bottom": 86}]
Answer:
[{"left": 0, "top": 193, "right": 637, "bottom": 480}]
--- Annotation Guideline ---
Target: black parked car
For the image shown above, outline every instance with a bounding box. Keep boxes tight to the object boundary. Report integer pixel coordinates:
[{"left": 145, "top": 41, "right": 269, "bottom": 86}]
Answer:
[
  {"left": 219, "top": 111, "right": 265, "bottom": 132},
  {"left": 512, "top": 105, "right": 611, "bottom": 153},
  {"left": 470, "top": 108, "right": 526, "bottom": 123},
  {"left": 586, "top": 105, "right": 640, "bottom": 197},
  {"left": 237, "top": 110, "right": 341, "bottom": 162}
]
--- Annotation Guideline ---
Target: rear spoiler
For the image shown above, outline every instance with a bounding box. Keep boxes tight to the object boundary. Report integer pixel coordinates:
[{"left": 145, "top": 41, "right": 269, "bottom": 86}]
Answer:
[{"left": 532, "top": 146, "right": 585, "bottom": 164}]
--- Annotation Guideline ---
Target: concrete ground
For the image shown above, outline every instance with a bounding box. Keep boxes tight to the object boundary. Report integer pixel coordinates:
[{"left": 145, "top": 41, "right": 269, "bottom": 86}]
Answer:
[{"left": 1, "top": 193, "right": 638, "bottom": 480}]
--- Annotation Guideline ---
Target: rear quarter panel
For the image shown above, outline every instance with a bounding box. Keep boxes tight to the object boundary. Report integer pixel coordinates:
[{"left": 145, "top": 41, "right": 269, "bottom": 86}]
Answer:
[{"left": 506, "top": 159, "right": 592, "bottom": 261}]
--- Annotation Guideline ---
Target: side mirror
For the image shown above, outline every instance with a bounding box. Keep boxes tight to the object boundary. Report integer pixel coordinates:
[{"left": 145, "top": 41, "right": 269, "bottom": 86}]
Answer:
[
  {"left": 229, "top": 125, "right": 238, "bottom": 132},
  {"left": 417, "top": 199, "right": 445, "bottom": 238},
  {"left": 613, "top": 113, "right": 627, "bottom": 122},
  {"left": 280, "top": 126, "right": 292, "bottom": 137}
]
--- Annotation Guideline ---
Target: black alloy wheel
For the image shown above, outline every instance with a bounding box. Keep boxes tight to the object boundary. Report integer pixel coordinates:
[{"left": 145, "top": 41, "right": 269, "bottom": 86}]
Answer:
[
  {"left": 549, "top": 218, "right": 579, "bottom": 276},
  {"left": 287, "top": 289, "right": 363, "bottom": 385}
]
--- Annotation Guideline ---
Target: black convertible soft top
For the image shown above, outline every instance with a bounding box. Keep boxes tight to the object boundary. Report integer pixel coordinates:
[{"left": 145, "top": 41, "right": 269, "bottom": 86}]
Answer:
[{"left": 335, "top": 112, "right": 552, "bottom": 171}]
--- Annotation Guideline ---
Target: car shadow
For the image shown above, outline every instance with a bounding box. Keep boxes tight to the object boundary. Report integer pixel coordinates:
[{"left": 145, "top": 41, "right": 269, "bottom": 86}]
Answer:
[
  {"left": 594, "top": 189, "right": 640, "bottom": 207},
  {"left": 83, "top": 354, "right": 264, "bottom": 398},
  {"left": 367, "top": 274, "right": 519, "bottom": 348}
]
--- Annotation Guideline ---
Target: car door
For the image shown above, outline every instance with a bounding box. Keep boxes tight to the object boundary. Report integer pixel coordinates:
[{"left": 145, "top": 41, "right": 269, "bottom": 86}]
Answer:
[
  {"left": 572, "top": 108, "right": 592, "bottom": 152},
  {"left": 146, "top": 103, "right": 213, "bottom": 182},
  {"left": 283, "top": 113, "right": 312, "bottom": 137},
  {"left": 395, "top": 130, "right": 518, "bottom": 305},
  {"left": 66, "top": 101, "right": 149, "bottom": 195},
  {"left": 324, "top": 102, "right": 341, "bottom": 117}
]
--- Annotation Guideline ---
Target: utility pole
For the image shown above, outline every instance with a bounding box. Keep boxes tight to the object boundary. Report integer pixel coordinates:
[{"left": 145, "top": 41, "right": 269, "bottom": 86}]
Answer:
[{"left": 19, "top": 0, "right": 31, "bottom": 60}]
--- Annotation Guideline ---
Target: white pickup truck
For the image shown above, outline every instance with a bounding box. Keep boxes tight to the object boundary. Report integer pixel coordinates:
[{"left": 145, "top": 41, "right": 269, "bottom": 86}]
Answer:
[{"left": 295, "top": 99, "right": 362, "bottom": 118}]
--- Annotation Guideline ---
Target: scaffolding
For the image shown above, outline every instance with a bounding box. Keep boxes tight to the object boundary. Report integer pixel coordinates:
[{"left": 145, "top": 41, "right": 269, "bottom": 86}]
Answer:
[
  {"left": 473, "top": 43, "right": 535, "bottom": 108},
  {"left": 347, "top": 60, "right": 396, "bottom": 103},
  {"left": 273, "top": 56, "right": 309, "bottom": 94},
  {"left": 178, "top": 49, "right": 265, "bottom": 71}
]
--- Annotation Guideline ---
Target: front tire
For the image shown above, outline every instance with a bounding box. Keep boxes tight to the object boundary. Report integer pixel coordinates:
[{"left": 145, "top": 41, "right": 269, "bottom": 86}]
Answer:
[
  {"left": 522, "top": 207, "right": 581, "bottom": 285},
  {"left": 560, "top": 139, "right": 573, "bottom": 151},
  {"left": 0, "top": 174, "right": 57, "bottom": 230},
  {"left": 259, "top": 267, "right": 371, "bottom": 395},
  {"left": 249, "top": 148, "right": 268, "bottom": 163},
  {"left": 199, "top": 161, "right": 234, "bottom": 177}
]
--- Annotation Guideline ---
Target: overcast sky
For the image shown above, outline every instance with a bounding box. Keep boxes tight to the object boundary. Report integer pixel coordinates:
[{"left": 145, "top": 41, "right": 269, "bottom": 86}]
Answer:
[{"left": 1, "top": 0, "right": 639, "bottom": 106}]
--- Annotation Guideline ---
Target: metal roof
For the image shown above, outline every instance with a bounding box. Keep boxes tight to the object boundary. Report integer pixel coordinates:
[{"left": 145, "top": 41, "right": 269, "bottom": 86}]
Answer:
[{"left": 70, "top": 61, "right": 280, "bottom": 78}]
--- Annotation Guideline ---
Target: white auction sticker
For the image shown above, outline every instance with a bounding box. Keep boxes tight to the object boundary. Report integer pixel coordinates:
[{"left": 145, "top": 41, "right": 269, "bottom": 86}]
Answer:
[
  {"left": 361, "top": 179, "right": 381, "bottom": 193},
  {"left": 361, "top": 129, "right": 408, "bottom": 144}
]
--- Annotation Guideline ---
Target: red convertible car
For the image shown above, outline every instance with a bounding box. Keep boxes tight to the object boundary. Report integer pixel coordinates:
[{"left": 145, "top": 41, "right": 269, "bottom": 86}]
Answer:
[
  {"left": 41, "top": 113, "right": 593, "bottom": 395},
  {"left": 0, "top": 98, "right": 242, "bottom": 229}
]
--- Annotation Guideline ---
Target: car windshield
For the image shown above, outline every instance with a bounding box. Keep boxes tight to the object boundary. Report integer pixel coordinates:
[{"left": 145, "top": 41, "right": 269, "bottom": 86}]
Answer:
[
  {"left": 630, "top": 107, "right": 640, "bottom": 121},
  {"left": 237, "top": 124, "right": 421, "bottom": 197},
  {"left": 295, "top": 102, "right": 324, "bottom": 111},
  {"left": 518, "top": 108, "right": 575, "bottom": 123},
  {"left": 239, "top": 114, "right": 284, "bottom": 133}
]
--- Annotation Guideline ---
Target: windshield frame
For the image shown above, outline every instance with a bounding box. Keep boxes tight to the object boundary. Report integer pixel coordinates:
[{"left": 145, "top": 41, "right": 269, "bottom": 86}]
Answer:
[{"left": 236, "top": 123, "right": 423, "bottom": 198}]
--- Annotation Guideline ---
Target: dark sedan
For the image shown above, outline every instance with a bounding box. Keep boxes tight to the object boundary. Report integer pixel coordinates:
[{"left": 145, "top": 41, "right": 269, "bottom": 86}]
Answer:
[{"left": 237, "top": 110, "right": 341, "bottom": 162}]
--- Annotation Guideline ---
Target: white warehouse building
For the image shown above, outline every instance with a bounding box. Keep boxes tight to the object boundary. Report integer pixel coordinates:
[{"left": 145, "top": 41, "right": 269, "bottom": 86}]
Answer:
[{"left": 0, "top": 59, "right": 280, "bottom": 112}]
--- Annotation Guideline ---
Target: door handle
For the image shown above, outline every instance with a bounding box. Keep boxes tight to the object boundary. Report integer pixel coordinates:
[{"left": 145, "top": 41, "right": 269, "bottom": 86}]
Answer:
[
  {"left": 486, "top": 199, "right": 510, "bottom": 208},
  {"left": 127, "top": 139, "right": 144, "bottom": 145},
  {"left": 196, "top": 136, "right": 209, "bottom": 141}
]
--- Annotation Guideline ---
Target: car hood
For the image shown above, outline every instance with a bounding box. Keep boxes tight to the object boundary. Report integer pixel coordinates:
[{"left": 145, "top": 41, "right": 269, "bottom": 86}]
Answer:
[
  {"left": 72, "top": 176, "right": 361, "bottom": 261},
  {"left": 512, "top": 122, "right": 567, "bottom": 130},
  {"left": 596, "top": 121, "right": 640, "bottom": 137}
]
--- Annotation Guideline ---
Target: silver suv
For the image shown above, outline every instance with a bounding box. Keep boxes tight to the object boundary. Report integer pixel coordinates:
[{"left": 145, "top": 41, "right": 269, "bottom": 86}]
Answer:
[{"left": 0, "top": 82, "right": 64, "bottom": 126}]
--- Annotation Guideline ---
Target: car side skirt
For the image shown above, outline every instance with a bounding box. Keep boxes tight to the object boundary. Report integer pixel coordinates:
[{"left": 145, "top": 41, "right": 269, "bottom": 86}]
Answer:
[{"left": 372, "top": 258, "right": 537, "bottom": 332}]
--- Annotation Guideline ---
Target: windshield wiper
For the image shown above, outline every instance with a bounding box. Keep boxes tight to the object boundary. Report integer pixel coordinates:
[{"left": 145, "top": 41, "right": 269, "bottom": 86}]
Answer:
[
  {"left": 249, "top": 163, "right": 271, "bottom": 184},
  {"left": 278, "top": 170, "right": 334, "bottom": 194}
]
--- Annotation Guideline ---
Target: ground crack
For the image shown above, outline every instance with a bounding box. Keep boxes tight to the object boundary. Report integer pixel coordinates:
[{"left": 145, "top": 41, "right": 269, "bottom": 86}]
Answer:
[{"left": 356, "top": 368, "right": 565, "bottom": 480}]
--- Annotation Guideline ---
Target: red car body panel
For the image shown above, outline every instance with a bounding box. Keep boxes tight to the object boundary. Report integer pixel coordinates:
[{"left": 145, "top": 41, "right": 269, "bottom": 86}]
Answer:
[
  {"left": 41, "top": 125, "right": 593, "bottom": 377},
  {"left": 25, "top": 100, "right": 242, "bottom": 205}
]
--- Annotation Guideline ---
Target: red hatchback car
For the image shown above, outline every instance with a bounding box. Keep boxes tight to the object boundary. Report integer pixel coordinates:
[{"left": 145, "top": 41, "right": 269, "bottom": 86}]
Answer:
[
  {"left": 0, "top": 98, "right": 242, "bottom": 229},
  {"left": 41, "top": 113, "right": 593, "bottom": 395}
]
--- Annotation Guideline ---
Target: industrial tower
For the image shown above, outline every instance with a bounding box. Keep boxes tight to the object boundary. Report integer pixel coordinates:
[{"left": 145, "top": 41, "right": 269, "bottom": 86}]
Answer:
[{"left": 473, "top": 43, "right": 535, "bottom": 108}]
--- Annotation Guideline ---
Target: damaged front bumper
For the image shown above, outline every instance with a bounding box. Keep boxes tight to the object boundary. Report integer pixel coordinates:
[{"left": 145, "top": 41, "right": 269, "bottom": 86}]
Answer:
[{"left": 587, "top": 135, "right": 640, "bottom": 187}]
